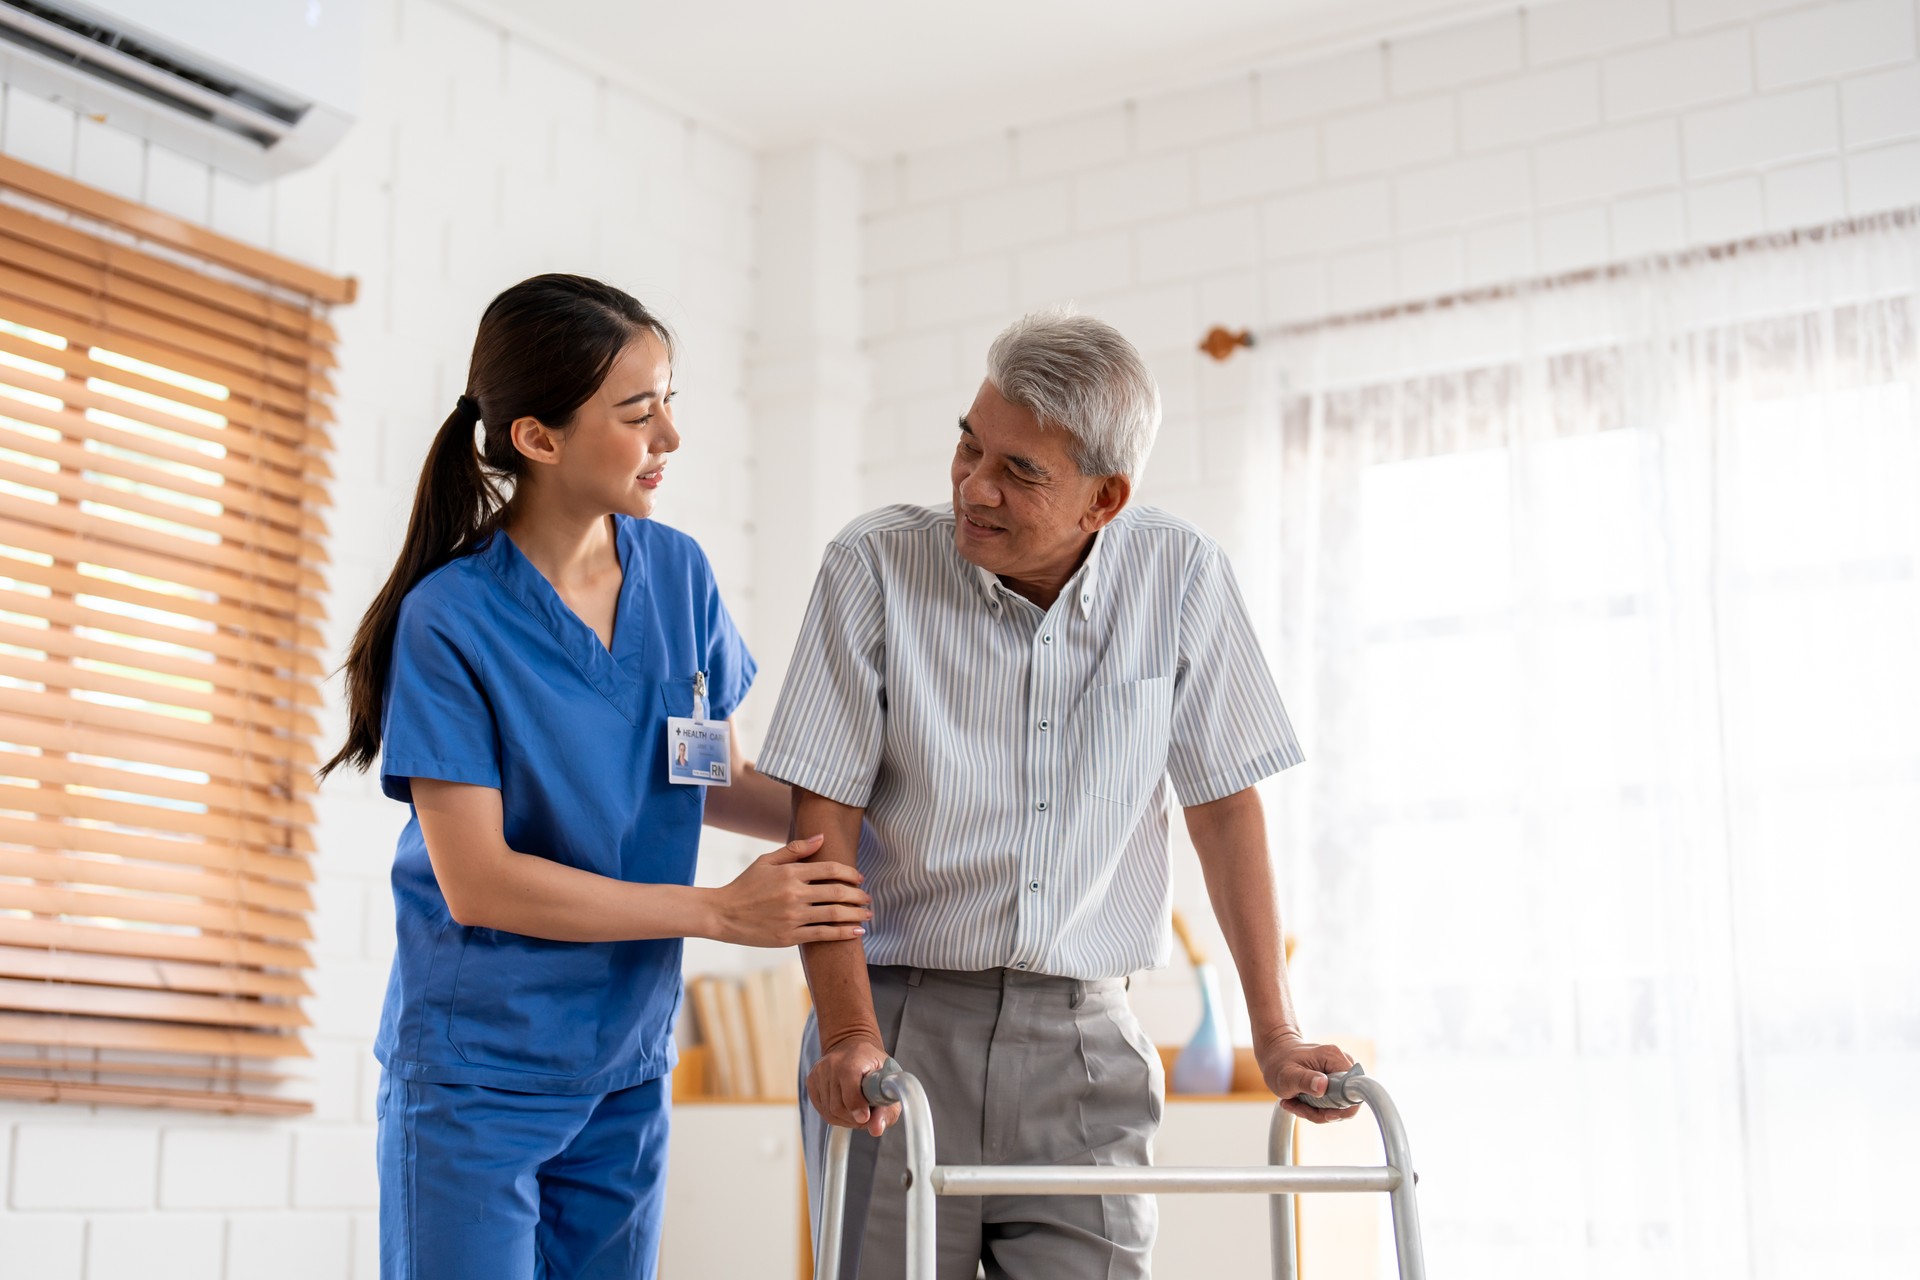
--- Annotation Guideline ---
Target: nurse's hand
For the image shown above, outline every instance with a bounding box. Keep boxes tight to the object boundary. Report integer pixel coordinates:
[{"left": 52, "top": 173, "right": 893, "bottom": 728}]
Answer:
[
  {"left": 709, "top": 835, "right": 872, "bottom": 948},
  {"left": 808, "top": 1036, "right": 899, "bottom": 1137}
]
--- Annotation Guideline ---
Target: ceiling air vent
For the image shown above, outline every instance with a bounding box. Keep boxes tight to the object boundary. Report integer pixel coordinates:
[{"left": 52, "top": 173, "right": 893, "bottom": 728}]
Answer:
[{"left": 0, "top": 0, "right": 360, "bottom": 182}]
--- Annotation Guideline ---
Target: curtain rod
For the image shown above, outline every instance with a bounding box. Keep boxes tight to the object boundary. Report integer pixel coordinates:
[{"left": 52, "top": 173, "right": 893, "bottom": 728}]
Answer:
[{"left": 1197, "top": 205, "right": 1920, "bottom": 362}]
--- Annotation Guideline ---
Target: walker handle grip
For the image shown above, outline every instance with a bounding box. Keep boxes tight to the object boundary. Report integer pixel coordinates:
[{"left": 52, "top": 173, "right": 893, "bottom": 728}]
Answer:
[
  {"left": 1295, "top": 1062, "right": 1365, "bottom": 1109},
  {"left": 861, "top": 1057, "right": 906, "bottom": 1107}
]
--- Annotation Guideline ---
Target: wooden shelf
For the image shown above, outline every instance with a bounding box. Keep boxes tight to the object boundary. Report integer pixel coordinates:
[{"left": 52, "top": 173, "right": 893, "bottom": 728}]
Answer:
[
  {"left": 672, "top": 1043, "right": 798, "bottom": 1105},
  {"left": 1158, "top": 1044, "right": 1283, "bottom": 1103}
]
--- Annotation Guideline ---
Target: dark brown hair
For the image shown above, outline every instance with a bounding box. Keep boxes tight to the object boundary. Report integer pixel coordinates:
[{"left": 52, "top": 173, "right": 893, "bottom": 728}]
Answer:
[{"left": 317, "top": 274, "right": 671, "bottom": 781}]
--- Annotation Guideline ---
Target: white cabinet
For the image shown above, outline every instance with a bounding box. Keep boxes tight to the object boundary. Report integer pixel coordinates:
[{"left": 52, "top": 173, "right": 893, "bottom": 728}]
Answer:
[
  {"left": 1153, "top": 1098, "right": 1386, "bottom": 1279},
  {"left": 1152, "top": 1099, "right": 1278, "bottom": 1277},
  {"left": 662, "top": 1102, "right": 804, "bottom": 1278}
]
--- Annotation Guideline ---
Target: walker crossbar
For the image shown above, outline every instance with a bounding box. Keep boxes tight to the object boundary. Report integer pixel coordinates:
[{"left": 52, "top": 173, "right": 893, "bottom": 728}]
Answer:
[
  {"left": 930, "top": 1166, "right": 1399, "bottom": 1195},
  {"left": 813, "top": 1059, "right": 1428, "bottom": 1280}
]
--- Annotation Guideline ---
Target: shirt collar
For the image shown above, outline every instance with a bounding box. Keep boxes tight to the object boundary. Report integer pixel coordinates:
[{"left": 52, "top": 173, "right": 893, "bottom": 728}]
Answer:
[{"left": 969, "top": 520, "right": 1114, "bottom": 621}]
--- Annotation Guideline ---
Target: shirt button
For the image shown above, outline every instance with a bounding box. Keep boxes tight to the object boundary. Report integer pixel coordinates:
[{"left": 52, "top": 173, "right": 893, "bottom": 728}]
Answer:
[
  {"left": 1036, "top": 800, "right": 1048, "bottom": 811},
  {"left": 1042, "top": 634, "right": 1053, "bottom": 644},
  {"left": 1014, "top": 961, "right": 1029, "bottom": 970},
  {"left": 1038, "top": 719, "right": 1049, "bottom": 731},
  {"left": 1028, "top": 880, "right": 1041, "bottom": 892},
  {"left": 1080, "top": 592, "right": 1091, "bottom": 605}
]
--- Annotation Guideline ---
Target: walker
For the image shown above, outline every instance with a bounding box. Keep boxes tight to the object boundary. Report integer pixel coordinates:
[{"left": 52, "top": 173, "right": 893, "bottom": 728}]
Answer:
[{"left": 814, "top": 1060, "right": 1427, "bottom": 1279}]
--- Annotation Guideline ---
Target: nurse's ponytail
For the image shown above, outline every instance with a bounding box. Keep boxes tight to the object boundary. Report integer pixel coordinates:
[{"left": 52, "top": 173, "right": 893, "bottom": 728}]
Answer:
[{"left": 318, "top": 275, "right": 671, "bottom": 782}]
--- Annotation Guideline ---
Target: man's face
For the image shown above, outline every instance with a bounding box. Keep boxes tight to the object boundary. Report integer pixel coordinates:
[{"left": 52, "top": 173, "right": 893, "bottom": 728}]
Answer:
[{"left": 950, "top": 380, "right": 1117, "bottom": 585}]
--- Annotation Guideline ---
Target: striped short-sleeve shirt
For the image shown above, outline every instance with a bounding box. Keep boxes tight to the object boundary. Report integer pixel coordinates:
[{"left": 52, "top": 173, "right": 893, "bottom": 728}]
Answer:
[{"left": 757, "top": 503, "right": 1302, "bottom": 979}]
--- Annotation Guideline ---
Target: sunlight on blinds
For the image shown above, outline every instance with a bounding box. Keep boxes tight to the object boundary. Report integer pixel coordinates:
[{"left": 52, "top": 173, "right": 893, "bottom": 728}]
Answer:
[{"left": 0, "top": 181, "right": 341, "bottom": 1115}]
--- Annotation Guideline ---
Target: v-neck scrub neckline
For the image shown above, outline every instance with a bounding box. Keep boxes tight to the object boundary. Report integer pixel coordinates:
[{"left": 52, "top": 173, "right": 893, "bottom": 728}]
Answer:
[
  {"left": 374, "top": 514, "right": 755, "bottom": 1093},
  {"left": 483, "top": 518, "right": 655, "bottom": 725}
]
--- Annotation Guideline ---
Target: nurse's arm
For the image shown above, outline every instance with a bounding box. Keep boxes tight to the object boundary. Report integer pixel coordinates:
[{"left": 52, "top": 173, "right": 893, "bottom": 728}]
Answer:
[
  {"left": 794, "top": 786, "right": 900, "bottom": 1137},
  {"left": 410, "top": 777, "right": 869, "bottom": 946},
  {"left": 701, "top": 718, "right": 793, "bottom": 843}
]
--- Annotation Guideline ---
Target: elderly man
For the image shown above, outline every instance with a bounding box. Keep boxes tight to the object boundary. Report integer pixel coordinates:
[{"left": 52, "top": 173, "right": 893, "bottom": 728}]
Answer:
[{"left": 758, "top": 311, "right": 1353, "bottom": 1279}]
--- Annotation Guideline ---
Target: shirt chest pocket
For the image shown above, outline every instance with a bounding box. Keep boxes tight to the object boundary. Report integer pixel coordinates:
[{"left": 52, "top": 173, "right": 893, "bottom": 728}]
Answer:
[{"left": 1075, "top": 676, "right": 1174, "bottom": 810}]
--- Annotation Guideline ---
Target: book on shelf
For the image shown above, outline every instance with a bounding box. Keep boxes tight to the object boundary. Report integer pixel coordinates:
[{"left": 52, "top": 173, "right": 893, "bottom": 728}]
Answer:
[{"left": 682, "top": 962, "right": 811, "bottom": 1100}]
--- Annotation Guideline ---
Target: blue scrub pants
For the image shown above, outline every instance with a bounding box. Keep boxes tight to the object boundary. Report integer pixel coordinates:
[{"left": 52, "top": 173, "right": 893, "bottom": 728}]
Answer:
[{"left": 377, "top": 1072, "right": 670, "bottom": 1280}]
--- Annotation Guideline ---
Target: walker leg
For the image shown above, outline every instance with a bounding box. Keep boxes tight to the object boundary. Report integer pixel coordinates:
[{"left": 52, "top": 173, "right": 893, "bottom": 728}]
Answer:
[
  {"left": 1348, "top": 1076, "right": 1426, "bottom": 1280},
  {"left": 815, "top": 1125, "right": 852, "bottom": 1280},
  {"left": 844, "top": 1059, "right": 939, "bottom": 1280},
  {"left": 1268, "top": 1105, "right": 1298, "bottom": 1280},
  {"left": 884, "top": 1072, "right": 939, "bottom": 1280}
]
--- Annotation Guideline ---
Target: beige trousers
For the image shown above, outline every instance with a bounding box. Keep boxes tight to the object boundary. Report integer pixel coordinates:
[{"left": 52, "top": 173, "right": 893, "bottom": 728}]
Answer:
[{"left": 801, "top": 965, "right": 1165, "bottom": 1280}]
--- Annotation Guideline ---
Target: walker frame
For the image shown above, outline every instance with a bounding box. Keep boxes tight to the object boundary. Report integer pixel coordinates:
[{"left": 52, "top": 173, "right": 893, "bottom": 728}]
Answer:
[{"left": 813, "top": 1059, "right": 1427, "bottom": 1279}]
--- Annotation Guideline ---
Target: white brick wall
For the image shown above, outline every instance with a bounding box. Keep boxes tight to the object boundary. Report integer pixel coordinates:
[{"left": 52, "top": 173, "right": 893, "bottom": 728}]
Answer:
[
  {"left": 1014, "top": 108, "right": 1130, "bottom": 177},
  {"left": 1257, "top": 46, "right": 1386, "bottom": 122},
  {"left": 227, "top": 1214, "right": 356, "bottom": 1280},
  {"left": 0, "top": 1215, "right": 84, "bottom": 1280},
  {"left": 1603, "top": 29, "right": 1756, "bottom": 117},
  {"left": 159, "top": 1130, "right": 292, "bottom": 1210},
  {"left": 1536, "top": 119, "right": 1684, "bottom": 206},
  {"left": 1843, "top": 62, "right": 1920, "bottom": 142},
  {"left": 850, "top": 0, "right": 1920, "bottom": 660},
  {"left": 87, "top": 1215, "right": 227, "bottom": 1280},
  {"left": 1387, "top": 14, "right": 1524, "bottom": 95},
  {"left": 1683, "top": 86, "right": 1843, "bottom": 177},
  {"left": 1459, "top": 64, "right": 1601, "bottom": 149},
  {"left": 1754, "top": 0, "right": 1917, "bottom": 87},
  {"left": 10, "top": 1127, "right": 158, "bottom": 1211},
  {"left": 0, "top": 0, "right": 761, "bottom": 1274},
  {"left": 1323, "top": 95, "right": 1457, "bottom": 177}
]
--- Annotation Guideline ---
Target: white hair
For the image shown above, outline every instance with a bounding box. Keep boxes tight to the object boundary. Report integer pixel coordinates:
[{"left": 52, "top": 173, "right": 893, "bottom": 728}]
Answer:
[{"left": 984, "top": 310, "right": 1161, "bottom": 481}]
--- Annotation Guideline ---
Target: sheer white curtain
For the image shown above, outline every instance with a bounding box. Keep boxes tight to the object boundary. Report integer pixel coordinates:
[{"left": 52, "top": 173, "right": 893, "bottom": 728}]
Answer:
[{"left": 1255, "top": 213, "right": 1919, "bottom": 1279}]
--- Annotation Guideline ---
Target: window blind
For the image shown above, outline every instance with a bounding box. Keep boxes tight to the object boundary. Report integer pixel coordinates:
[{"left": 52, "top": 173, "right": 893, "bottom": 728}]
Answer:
[{"left": 0, "top": 154, "right": 352, "bottom": 1116}]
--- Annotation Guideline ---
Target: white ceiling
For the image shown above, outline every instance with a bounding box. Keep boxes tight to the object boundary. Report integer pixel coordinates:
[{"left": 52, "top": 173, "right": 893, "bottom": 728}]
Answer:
[{"left": 464, "top": 0, "right": 1526, "bottom": 152}]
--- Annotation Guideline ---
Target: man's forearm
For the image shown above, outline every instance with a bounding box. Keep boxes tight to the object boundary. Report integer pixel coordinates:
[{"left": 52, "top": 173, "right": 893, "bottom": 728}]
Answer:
[
  {"left": 794, "top": 787, "right": 884, "bottom": 1050},
  {"left": 1184, "top": 786, "right": 1302, "bottom": 1041}
]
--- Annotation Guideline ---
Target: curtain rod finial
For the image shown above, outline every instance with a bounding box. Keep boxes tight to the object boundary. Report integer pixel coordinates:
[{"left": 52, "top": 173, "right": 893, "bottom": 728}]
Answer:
[{"left": 1199, "top": 326, "right": 1254, "bottom": 362}]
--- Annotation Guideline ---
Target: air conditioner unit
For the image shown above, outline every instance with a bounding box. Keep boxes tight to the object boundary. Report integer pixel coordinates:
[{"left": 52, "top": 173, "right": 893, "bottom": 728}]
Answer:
[{"left": 0, "top": 0, "right": 361, "bottom": 182}]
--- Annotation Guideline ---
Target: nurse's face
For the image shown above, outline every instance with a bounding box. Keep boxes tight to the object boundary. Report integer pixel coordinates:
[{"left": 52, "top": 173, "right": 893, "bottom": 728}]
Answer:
[{"left": 536, "top": 331, "right": 680, "bottom": 521}]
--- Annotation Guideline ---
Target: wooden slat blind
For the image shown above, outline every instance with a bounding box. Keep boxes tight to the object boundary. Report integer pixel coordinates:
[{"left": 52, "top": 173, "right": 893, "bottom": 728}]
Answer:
[{"left": 0, "top": 155, "right": 350, "bottom": 1117}]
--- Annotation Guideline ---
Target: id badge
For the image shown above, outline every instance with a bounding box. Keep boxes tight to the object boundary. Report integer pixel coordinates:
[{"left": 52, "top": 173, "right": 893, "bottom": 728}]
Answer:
[{"left": 668, "top": 671, "right": 732, "bottom": 786}]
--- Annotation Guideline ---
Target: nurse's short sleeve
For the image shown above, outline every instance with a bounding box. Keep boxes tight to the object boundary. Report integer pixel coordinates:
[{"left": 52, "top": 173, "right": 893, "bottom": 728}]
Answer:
[
  {"left": 1167, "top": 547, "right": 1304, "bottom": 807},
  {"left": 379, "top": 594, "right": 502, "bottom": 804},
  {"left": 699, "top": 556, "right": 757, "bottom": 724},
  {"left": 756, "top": 543, "right": 886, "bottom": 808}
]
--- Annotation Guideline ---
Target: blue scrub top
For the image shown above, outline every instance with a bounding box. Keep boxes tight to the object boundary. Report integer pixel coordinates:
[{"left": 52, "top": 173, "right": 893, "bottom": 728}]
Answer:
[{"left": 373, "top": 515, "right": 754, "bottom": 1093}]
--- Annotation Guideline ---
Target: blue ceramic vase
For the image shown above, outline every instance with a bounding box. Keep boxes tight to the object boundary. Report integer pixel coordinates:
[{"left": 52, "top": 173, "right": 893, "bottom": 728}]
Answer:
[{"left": 1170, "top": 961, "right": 1235, "bottom": 1095}]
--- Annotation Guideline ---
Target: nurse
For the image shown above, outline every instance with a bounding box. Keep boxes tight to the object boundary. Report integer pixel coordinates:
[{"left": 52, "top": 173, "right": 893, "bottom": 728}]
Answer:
[{"left": 317, "top": 274, "right": 869, "bottom": 1279}]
